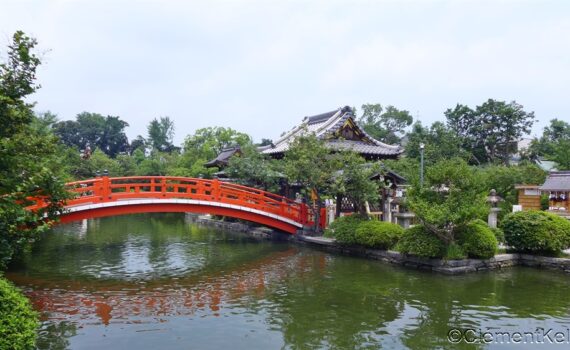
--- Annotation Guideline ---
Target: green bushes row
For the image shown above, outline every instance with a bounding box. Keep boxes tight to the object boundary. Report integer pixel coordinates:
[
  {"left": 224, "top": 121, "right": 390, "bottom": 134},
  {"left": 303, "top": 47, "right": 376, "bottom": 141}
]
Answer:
[
  {"left": 325, "top": 216, "right": 499, "bottom": 259},
  {"left": 325, "top": 216, "right": 403, "bottom": 250},
  {"left": 0, "top": 277, "right": 38, "bottom": 350},
  {"left": 501, "top": 211, "right": 570, "bottom": 254}
]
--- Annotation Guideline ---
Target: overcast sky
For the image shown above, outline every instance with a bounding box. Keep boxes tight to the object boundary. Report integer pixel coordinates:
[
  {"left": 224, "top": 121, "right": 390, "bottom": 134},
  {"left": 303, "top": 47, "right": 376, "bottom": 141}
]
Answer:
[{"left": 1, "top": 0, "right": 569, "bottom": 145}]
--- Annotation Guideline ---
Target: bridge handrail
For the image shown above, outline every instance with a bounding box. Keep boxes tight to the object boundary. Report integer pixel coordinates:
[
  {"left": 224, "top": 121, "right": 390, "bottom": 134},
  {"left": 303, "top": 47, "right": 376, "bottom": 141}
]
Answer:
[{"left": 27, "top": 176, "right": 317, "bottom": 227}]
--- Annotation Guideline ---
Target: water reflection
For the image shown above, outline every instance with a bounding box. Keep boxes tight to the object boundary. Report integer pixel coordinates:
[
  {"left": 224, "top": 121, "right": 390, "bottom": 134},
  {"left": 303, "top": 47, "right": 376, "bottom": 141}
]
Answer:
[{"left": 6, "top": 214, "right": 570, "bottom": 350}]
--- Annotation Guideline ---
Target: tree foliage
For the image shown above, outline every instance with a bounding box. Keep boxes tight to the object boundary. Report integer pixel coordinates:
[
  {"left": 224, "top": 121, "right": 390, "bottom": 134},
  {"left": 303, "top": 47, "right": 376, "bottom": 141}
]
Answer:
[
  {"left": 405, "top": 121, "right": 469, "bottom": 164},
  {"left": 445, "top": 99, "right": 535, "bottom": 165},
  {"left": 331, "top": 152, "right": 381, "bottom": 217},
  {"left": 147, "top": 116, "right": 176, "bottom": 152},
  {"left": 53, "top": 112, "right": 130, "bottom": 157},
  {"left": 357, "top": 103, "right": 413, "bottom": 144},
  {"left": 528, "top": 119, "right": 570, "bottom": 170},
  {"left": 181, "top": 126, "right": 252, "bottom": 177},
  {"left": 407, "top": 158, "right": 488, "bottom": 244},
  {"left": 0, "top": 31, "right": 67, "bottom": 268},
  {"left": 225, "top": 144, "right": 282, "bottom": 192},
  {"left": 283, "top": 133, "right": 338, "bottom": 230},
  {"left": 0, "top": 277, "right": 38, "bottom": 349}
]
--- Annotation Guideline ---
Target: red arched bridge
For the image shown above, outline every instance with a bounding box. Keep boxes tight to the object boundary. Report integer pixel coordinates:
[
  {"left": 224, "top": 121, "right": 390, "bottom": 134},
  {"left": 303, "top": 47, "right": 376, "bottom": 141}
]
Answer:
[{"left": 26, "top": 176, "right": 325, "bottom": 234}]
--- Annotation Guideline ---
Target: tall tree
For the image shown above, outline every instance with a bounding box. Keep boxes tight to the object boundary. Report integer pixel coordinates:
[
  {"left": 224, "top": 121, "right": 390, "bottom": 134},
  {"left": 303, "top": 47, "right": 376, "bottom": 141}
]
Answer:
[
  {"left": 0, "top": 31, "right": 67, "bottom": 268},
  {"left": 331, "top": 152, "right": 382, "bottom": 217},
  {"left": 357, "top": 103, "right": 413, "bottom": 144},
  {"left": 527, "top": 118, "right": 570, "bottom": 169},
  {"left": 181, "top": 126, "right": 252, "bottom": 177},
  {"left": 226, "top": 144, "right": 282, "bottom": 192},
  {"left": 147, "top": 116, "right": 176, "bottom": 152},
  {"left": 129, "top": 135, "right": 147, "bottom": 155},
  {"left": 53, "top": 112, "right": 129, "bottom": 157},
  {"left": 445, "top": 99, "right": 535, "bottom": 165},
  {"left": 405, "top": 121, "right": 469, "bottom": 164},
  {"left": 407, "top": 159, "right": 487, "bottom": 244},
  {"left": 283, "top": 133, "right": 338, "bottom": 231}
]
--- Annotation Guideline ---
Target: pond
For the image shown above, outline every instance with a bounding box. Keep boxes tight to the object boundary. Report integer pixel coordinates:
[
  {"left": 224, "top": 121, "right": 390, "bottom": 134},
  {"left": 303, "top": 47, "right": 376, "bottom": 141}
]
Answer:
[{"left": 6, "top": 213, "right": 570, "bottom": 349}]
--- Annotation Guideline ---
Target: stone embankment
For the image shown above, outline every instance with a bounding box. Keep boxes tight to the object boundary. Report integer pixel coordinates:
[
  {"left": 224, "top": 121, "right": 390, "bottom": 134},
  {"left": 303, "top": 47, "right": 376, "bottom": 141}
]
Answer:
[
  {"left": 188, "top": 214, "right": 570, "bottom": 275},
  {"left": 297, "top": 236, "right": 570, "bottom": 275}
]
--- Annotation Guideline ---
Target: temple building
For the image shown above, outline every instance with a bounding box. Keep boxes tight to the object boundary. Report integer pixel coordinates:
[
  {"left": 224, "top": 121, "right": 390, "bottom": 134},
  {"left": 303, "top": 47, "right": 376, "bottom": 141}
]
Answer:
[
  {"left": 205, "top": 105, "right": 407, "bottom": 222},
  {"left": 258, "top": 106, "right": 403, "bottom": 160}
]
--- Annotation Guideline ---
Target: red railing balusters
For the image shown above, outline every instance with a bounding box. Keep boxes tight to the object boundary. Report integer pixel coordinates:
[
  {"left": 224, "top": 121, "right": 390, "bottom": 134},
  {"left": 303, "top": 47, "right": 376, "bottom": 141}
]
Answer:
[{"left": 24, "top": 176, "right": 321, "bottom": 232}]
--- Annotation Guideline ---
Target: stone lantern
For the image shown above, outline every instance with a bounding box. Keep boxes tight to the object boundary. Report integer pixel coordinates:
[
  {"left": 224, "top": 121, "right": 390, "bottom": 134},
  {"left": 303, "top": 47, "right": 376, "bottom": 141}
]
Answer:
[{"left": 486, "top": 189, "right": 502, "bottom": 228}]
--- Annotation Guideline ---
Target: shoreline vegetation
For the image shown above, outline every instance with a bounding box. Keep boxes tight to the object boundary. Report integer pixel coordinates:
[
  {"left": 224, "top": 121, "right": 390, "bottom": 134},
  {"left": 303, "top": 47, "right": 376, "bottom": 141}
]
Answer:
[{"left": 2, "top": 29, "right": 570, "bottom": 348}]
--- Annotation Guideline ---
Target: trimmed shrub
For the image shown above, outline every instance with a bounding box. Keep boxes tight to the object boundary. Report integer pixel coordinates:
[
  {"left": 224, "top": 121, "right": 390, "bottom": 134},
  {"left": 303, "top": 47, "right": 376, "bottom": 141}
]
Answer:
[
  {"left": 491, "top": 227, "right": 505, "bottom": 243},
  {"left": 355, "top": 220, "right": 404, "bottom": 249},
  {"left": 324, "top": 215, "right": 366, "bottom": 245},
  {"left": 502, "top": 211, "right": 570, "bottom": 254},
  {"left": 396, "top": 225, "right": 446, "bottom": 258},
  {"left": 0, "top": 277, "right": 38, "bottom": 350},
  {"left": 457, "top": 220, "right": 498, "bottom": 259}
]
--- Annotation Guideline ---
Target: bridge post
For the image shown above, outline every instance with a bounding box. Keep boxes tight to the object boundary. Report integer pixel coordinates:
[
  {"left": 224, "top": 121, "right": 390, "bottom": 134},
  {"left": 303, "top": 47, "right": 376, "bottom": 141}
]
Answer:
[
  {"left": 300, "top": 204, "right": 308, "bottom": 225},
  {"left": 161, "top": 177, "right": 167, "bottom": 196},
  {"left": 101, "top": 176, "right": 111, "bottom": 200},
  {"left": 212, "top": 179, "right": 220, "bottom": 201}
]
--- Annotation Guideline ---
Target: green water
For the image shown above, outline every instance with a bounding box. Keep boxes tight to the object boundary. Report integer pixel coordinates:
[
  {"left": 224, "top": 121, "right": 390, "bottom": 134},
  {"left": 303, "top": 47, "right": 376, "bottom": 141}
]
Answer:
[{"left": 5, "top": 213, "right": 570, "bottom": 349}]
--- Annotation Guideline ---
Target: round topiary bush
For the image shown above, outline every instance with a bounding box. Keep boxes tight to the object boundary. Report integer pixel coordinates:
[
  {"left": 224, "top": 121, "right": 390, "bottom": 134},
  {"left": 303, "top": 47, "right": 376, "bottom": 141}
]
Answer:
[
  {"left": 0, "top": 277, "right": 38, "bottom": 350},
  {"left": 324, "top": 215, "right": 366, "bottom": 245},
  {"left": 501, "top": 211, "right": 570, "bottom": 254},
  {"left": 396, "top": 225, "right": 446, "bottom": 258},
  {"left": 355, "top": 220, "right": 403, "bottom": 249},
  {"left": 457, "top": 220, "right": 498, "bottom": 259},
  {"left": 491, "top": 227, "right": 505, "bottom": 243}
]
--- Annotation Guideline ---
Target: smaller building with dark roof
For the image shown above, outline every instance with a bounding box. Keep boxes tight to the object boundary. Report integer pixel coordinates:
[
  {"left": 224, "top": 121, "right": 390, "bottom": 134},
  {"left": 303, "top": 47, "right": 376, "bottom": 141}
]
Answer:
[
  {"left": 204, "top": 146, "right": 242, "bottom": 169},
  {"left": 540, "top": 171, "right": 570, "bottom": 214}
]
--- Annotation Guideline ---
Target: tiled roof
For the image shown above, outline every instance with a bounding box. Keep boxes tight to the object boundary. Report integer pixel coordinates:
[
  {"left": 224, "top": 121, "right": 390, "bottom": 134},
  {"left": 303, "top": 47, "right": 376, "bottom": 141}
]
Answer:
[
  {"left": 540, "top": 171, "right": 570, "bottom": 191},
  {"left": 261, "top": 106, "right": 403, "bottom": 157},
  {"left": 204, "top": 146, "right": 241, "bottom": 168}
]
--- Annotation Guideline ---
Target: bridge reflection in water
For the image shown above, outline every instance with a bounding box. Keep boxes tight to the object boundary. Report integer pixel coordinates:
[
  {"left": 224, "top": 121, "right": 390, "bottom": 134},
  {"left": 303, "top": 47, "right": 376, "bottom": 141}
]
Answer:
[{"left": 7, "top": 214, "right": 570, "bottom": 350}]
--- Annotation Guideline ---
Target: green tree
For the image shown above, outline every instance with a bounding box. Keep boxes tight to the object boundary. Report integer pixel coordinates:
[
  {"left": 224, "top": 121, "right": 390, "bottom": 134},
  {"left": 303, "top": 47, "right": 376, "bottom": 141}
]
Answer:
[
  {"left": 405, "top": 121, "right": 469, "bottom": 164},
  {"left": 180, "top": 126, "right": 252, "bottom": 177},
  {"left": 0, "top": 31, "right": 67, "bottom": 268},
  {"left": 129, "top": 135, "right": 147, "bottom": 155},
  {"left": 357, "top": 103, "right": 413, "bottom": 144},
  {"left": 527, "top": 119, "right": 570, "bottom": 169},
  {"left": 147, "top": 116, "right": 176, "bottom": 152},
  {"left": 31, "top": 111, "right": 58, "bottom": 136},
  {"left": 407, "top": 159, "right": 488, "bottom": 244},
  {"left": 283, "top": 133, "right": 338, "bottom": 231},
  {"left": 331, "top": 152, "right": 381, "bottom": 217},
  {"left": 445, "top": 99, "right": 535, "bottom": 165},
  {"left": 479, "top": 163, "right": 547, "bottom": 217},
  {"left": 225, "top": 144, "right": 282, "bottom": 192},
  {"left": 53, "top": 112, "right": 129, "bottom": 157}
]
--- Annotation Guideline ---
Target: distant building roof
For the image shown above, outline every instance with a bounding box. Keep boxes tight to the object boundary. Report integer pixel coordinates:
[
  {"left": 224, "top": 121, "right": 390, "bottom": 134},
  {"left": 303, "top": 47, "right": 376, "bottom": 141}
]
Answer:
[
  {"left": 539, "top": 171, "right": 570, "bottom": 192},
  {"left": 260, "top": 106, "right": 403, "bottom": 159},
  {"left": 204, "top": 146, "right": 241, "bottom": 168}
]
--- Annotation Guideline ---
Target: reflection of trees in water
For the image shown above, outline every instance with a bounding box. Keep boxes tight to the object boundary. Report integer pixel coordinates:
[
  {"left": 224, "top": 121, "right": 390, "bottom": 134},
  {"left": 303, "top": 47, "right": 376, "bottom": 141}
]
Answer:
[
  {"left": 258, "top": 261, "right": 570, "bottom": 350},
  {"left": 259, "top": 256, "right": 407, "bottom": 349},
  {"left": 12, "top": 214, "right": 283, "bottom": 281},
  {"left": 8, "top": 214, "right": 570, "bottom": 349},
  {"left": 35, "top": 321, "right": 77, "bottom": 350}
]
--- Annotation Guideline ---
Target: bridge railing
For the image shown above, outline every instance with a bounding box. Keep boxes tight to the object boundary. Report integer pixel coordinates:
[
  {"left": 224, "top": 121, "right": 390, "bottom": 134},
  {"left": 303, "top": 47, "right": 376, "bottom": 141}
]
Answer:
[{"left": 29, "top": 176, "right": 321, "bottom": 227}]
